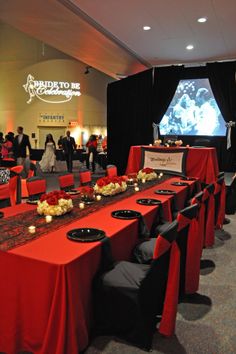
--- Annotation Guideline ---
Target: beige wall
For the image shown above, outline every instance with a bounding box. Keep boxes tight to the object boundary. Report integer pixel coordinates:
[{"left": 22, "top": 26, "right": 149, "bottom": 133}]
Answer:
[{"left": 0, "top": 22, "right": 114, "bottom": 147}]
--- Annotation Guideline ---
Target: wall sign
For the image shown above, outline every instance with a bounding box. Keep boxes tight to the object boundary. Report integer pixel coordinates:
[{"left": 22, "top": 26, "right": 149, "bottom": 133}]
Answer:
[
  {"left": 23, "top": 74, "right": 81, "bottom": 104},
  {"left": 141, "top": 147, "right": 188, "bottom": 176}
]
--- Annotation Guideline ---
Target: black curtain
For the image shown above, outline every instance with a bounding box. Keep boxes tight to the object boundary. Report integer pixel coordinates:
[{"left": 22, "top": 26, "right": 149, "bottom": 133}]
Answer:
[
  {"left": 107, "top": 69, "right": 153, "bottom": 174},
  {"left": 152, "top": 66, "right": 184, "bottom": 124},
  {"left": 206, "top": 62, "right": 236, "bottom": 170}
]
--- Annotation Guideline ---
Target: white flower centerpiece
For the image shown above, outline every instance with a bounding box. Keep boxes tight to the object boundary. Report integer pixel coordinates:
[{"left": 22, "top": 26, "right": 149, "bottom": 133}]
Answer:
[
  {"left": 37, "top": 190, "right": 73, "bottom": 216},
  {"left": 137, "top": 167, "right": 158, "bottom": 181},
  {"left": 94, "top": 176, "right": 127, "bottom": 196}
]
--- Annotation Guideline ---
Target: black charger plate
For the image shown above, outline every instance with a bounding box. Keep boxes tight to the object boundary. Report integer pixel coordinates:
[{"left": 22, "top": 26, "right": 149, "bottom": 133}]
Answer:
[
  {"left": 154, "top": 189, "right": 176, "bottom": 195},
  {"left": 67, "top": 189, "right": 81, "bottom": 195},
  {"left": 136, "top": 198, "right": 162, "bottom": 206},
  {"left": 171, "top": 182, "right": 189, "bottom": 186},
  {"left": 111, "top": 210, "right": 141, "bottom": 219},
  {"left": 181, "top": 177, "right": 197, "bottom": 181},
  {"left": 67, "top": 228, "right": 106, "bottom": 242},
  {"left": 26, "top": 199, "right": 39, "bottom": 205}
]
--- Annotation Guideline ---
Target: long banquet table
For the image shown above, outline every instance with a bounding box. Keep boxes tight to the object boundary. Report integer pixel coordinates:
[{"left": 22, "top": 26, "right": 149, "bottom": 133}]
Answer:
[
  {"left": 126, "top": 146, "right": 219, "bottom": 184},
  {"left": 0, "top": 177, "right": 196, "bottom": 354}
]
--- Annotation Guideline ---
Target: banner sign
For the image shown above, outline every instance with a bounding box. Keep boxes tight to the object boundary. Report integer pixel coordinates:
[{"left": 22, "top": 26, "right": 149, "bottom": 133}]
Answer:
[
  {"left": 141, "top": 147, "right": 188, "bottom": 176},
  {"left": 23, "top": 74, "right": 81, "bottom": 104}
]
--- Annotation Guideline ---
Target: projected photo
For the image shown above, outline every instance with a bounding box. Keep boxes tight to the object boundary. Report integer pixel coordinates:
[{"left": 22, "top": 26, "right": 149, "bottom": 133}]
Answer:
[{"left": 159, "top": 78, "right": 226, "bottom": 136}]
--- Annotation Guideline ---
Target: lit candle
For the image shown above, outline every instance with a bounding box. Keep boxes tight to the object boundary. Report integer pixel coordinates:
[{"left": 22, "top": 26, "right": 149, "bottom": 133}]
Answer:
[
  {"left": 79, "top": 202, "right": 85, "bottom": 209},
  {"left": 96, "top": 195, "right": 102, "bottom": 201},
  {"left": 28, "top": 225, "right": 36, "bottom": 234},
  {"left": 45, "top": 215, "right": 52, "bottom": 223},
  {"left": 149, "top": 144, "right": 152, "bottom": 146},
  {"left": 186, "top": 144, "right": 190, "bottom": 148},
  {"left": 134, "top": 182, "right": 138, "bottom": 187},
  {"left": 141, "top": 178, "right": 146, "bottom": 184},
  {"left": 160, "top": 172, "right": 163, "bottom": 177},
  {"left": 134, "top": 186, "right": 140, "bottom": 192}
]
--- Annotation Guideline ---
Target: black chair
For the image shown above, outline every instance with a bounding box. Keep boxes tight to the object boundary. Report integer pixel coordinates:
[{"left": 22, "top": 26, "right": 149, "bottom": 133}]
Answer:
[
  {"left": 214, "top": 176, "right": 225, "bottom": 228},
  {"left": 225, "top": 176, "right": 236, "bottom": 215},
  {"left": 133, "top": 204, "right": 199, "bottom": 296},
  {"left": 93, "top": 220, "right": 179, "bottom": 351}
]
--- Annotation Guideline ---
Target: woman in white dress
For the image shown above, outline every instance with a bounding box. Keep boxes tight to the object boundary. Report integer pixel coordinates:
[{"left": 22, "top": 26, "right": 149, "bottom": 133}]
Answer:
[{"left": 39, "top": 134, "right": 56, "bottom": 172}]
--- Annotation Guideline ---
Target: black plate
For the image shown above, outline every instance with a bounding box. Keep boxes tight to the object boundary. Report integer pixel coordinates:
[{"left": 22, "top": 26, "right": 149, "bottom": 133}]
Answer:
[
  {"left": 0, "top": 211, "right": 4, "bottom": 218},
  {"left": 136, "top": 198, "right": 162, "bottom": 206},
  {"left": 154, "top": 189, "right": 176, "bottom": 195},
  {"left": 67, "top": 189, "right": 81, "bottom": 195},
  {"left": 181, "top": 177, "right": 197, "bottom": 181},
  {"left": 26, "top": 199, "right": 39, "bottom": 205},
  {"left": 67, "top": 228, "right": 106, "bottom": 242},
  {"left": 111, "top": 210, "right": 141, "bottom": 219},
  {"left": 81, "top": 197, "right": 95, "bottom": 204},
  {"left": 171, "top": 182, "right": 189, "bottom": 186}
]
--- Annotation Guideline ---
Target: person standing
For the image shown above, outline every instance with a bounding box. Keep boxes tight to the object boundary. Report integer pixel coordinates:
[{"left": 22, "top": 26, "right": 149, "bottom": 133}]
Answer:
[
  {"left": 86, "top": 134, "right": 98, "bottom": 173},
  {"left": 62, "top": 130, "right": 76, "bottom": 172},
  {"left": 13, "top": 126, "right": 32, "bottom": 166},
  {"left": 39, "top": 134, "right": 56, "bottom": 173}
]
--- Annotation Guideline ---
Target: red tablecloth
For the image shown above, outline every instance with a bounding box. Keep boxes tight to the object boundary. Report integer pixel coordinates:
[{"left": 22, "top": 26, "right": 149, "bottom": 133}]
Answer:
[
  {"left": 125, "top": 146, "right": 219, "bottom": 184},
  {"left": 0, "top": 177, "right": 195, "bottom": 354}
]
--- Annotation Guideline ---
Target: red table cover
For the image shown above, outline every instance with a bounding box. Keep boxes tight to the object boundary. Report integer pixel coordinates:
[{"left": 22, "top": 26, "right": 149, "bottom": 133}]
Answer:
[
  {"left": 125, "top": 146, "right": 219, "bottom": 184},
  {"left": 0, "top": 177, "right": 196, "bottom": 354}
]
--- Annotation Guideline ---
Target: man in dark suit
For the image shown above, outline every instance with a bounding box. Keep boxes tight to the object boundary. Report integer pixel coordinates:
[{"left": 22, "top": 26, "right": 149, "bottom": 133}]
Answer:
[
  {"left": 62, "top": 130, "right": 77, "bottom": 172},
  {"left": 13, "top": 126, "right": 32, "bottom": 167}
]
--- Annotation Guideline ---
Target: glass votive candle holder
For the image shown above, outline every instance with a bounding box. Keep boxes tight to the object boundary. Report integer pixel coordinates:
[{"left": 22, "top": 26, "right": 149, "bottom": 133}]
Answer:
[
  {"left": 28, "top": 225, "right": 36, "bottom": 234},
  {"left": 79, "top": 202, "right": 85, "bottom": 209},
  {"left": 45, "top": 215, "right": 53, "bottom": 223},
  {"left": 134, "top": 182, "right": 138, "bottom": 187},
  {"left": 134, "top": 186, "right": 140, "bottom": 192},
  {"left": 141, "top": 178, "right": 146, "bottom": 184},
  {"left": 96, "top": 195, "right": 102, "bottom": 201}
]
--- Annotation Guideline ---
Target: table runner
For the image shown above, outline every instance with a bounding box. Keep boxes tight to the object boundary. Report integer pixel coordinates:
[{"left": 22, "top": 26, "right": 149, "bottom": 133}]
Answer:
[{"left": 0, "top": 176, "right": 171, "bottom": 251}]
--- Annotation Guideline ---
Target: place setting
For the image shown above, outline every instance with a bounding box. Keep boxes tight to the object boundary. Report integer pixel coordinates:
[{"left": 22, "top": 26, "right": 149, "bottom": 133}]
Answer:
[
  {"left": 67, "top": 228, "right": 106, "bottom": 242},
  {"left": 111, "top": 209, "right": 141, "bottom": 219},
  {"left": 171, "top": 181, "right": 189, "bottom": 187},
  {"left": 154, "top": 189, "right": 176, "bottom": 195},
  {"left": 136, "top": 198, "right": 162, "bottom": 206}
]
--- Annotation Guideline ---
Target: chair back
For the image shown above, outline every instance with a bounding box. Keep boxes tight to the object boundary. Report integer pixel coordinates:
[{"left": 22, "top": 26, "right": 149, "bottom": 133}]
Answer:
[
  {"left": 106, "top": 165, "right": 118, "bottom": 177},
  {"left": 0, "top": 184, "right": 11, "bottom": 208},
  {"left": 176, "top": 204, "right": 200, "bottom": 295},
  {"left": 10, "top": 165, "right": 23, "bottom": 175},
  {"left": 26, "top": 177, "right": 46, "bottom": 198},
  {"left": 141, "top": 220, "right": 179, "bottom": 337},
  {"left": 214, "top": 176, "right": 225, "bottom": 228},
  {"left": 79, "top": 169, "right": 92, "bottom": 186},
  {"left": 203, "top": 183, "right": 215, "bottom": 247},
  {"left": 58, "top": 173, "right": 75, "bottom": 191}
]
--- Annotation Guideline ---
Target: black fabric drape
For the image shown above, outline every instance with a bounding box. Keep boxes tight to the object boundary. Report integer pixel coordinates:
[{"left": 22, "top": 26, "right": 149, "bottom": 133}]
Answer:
[
  {"left": 207, "top": 62, "right": 236, "bottom": 167},
  {"left": 107, "top": 69, "right": 153, "bottom": 174},
  {"left": 152, "top": 66, "right": 184, "bottom": 124}
]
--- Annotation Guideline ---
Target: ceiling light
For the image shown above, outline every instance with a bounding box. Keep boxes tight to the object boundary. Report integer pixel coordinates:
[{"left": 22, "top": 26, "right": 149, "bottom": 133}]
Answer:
[
  {"left": 143, "top": 26, "right": 151, "bottom": 31},
  {"left": 186, "top": 44, "right": 194, "bottom": 50},
  {"left": 197, "top": 17, "right": 207, "bottom": 23}
]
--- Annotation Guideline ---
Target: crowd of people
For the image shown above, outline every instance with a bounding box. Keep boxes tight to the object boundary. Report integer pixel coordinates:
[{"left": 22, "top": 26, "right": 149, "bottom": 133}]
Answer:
[{"left": 0, "top": 127, "right": 107, "bottom": 174}]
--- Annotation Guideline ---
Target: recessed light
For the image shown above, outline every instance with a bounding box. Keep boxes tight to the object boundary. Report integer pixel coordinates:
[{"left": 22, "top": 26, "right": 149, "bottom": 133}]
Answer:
[
  {"left": 197, "top": 17, "right": 207, "bottom": 23},
  {"left": 143, "top": 26, "right": 151, "bottom": 31},
  {"left": 186, "top": 44, "right": 194, "bottom": 50}
]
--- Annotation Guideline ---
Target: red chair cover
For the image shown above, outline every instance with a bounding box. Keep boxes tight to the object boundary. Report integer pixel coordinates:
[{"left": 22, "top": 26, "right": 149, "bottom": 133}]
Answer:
[
  {"left": 9, "top": 175, "right": 18, "bottom": 206},
  {"left": 177, "top": 204, "right": 200, "bottom": 294},
  {"left": 0, "top": 183, "right": 10, "bottom": 200},
  {"left": 153, "top": 236, "right": 180, "bottom": 337},
  {"left": 79, "top": 170, "right": 91, "bottom": 186},
  {"left": 106, "top": 165, "right": 118, "bottom": 177},
  {"left": 26, "top": 178, "right": 46, "bottom": 196},
  {"left": 58, "top": 174, "right": 75, "bottom": 189},
  {"left": 10, "top": 165, "right": 23, "bottom": 174}
]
